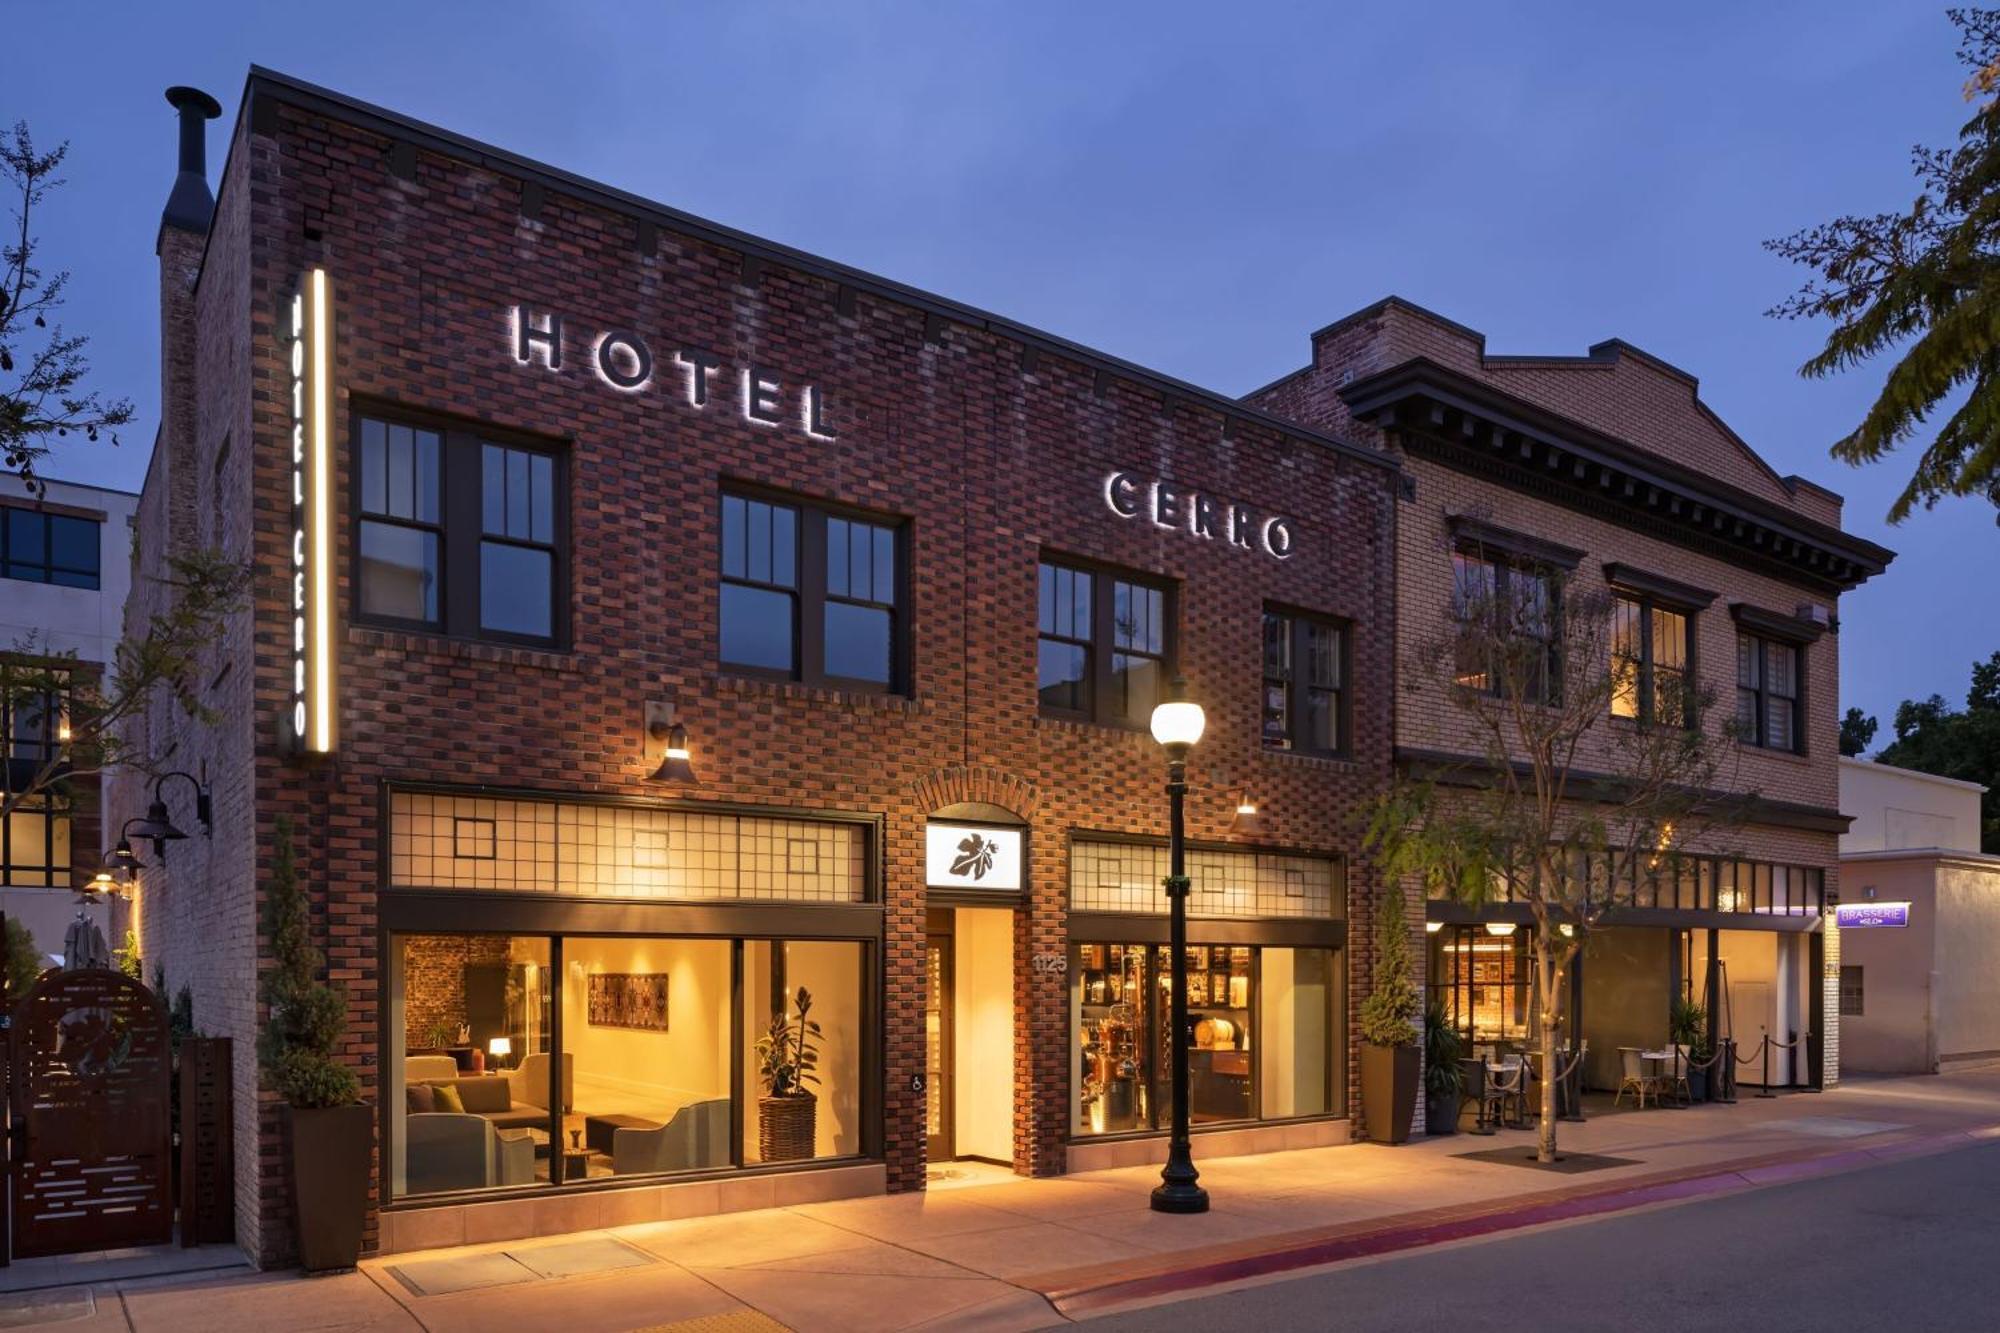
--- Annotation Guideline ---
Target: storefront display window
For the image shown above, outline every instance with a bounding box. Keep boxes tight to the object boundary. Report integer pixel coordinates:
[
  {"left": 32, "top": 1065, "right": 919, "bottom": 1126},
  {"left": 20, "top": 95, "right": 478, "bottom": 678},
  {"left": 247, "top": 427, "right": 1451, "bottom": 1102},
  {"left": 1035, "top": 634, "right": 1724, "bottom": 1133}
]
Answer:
[
  {"left": 1428, "top": 926, "right": 1531, "bottom": 1046},
  {"left": 1071, "top": 942, "right": 1338, "bottom": 1135},
  {"left": 387, "top": 930, "right": 869, "bottom": 1199}
]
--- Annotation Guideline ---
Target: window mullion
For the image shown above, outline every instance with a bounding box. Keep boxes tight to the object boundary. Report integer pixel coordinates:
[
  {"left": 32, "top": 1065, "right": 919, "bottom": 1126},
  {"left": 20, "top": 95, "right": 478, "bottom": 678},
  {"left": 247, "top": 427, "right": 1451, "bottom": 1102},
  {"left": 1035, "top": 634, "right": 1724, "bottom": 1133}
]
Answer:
[
  {"left": 1092, "top": 571, "right": 1114, "bottom": 723},
  {"left": 441, "top": 430, "right": 482, "bottom": 635},
  {"left": 800, "top": 508, "right": 826, "bottom": 683}
]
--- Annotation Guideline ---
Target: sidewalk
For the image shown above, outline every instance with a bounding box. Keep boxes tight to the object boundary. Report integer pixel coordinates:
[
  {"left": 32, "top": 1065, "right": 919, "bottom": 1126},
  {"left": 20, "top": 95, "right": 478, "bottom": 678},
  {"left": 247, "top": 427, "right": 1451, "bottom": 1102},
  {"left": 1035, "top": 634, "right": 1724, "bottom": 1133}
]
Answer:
[{"left": 19, "top": 1071, "right": 2000, "bottom": 1332}]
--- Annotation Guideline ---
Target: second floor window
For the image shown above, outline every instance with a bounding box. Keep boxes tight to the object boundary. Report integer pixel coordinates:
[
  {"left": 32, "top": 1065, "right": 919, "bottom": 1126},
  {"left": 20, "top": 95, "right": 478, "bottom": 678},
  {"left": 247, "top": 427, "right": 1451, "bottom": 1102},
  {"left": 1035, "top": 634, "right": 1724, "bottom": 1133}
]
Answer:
[
  {"left": 1610, "top": 595, "right": 1691, "bottom": 726},
  {"left": 0, "top": 670, "right": 66, "bottom": 766},
  {"left": 1263, "top": 610, "right": 1347, "bottom": 754},
  {"left": 355, "top": 414, "right": 566, "bottom": 646},
  {"left": 719, "top": 492, "right": 904, "bottom": 690},
  {"left": 1037, "top": 559, "right": 1171, "bottom": 726},
  {"left": 2, "top": 508, "right": 100, "bottom": 589},
  {"left": 1736, "top": 633, "right": 1800, "bottom": 752},
  {"left": 1452, "top": 551, "right": 1559, "bottom": 705}
]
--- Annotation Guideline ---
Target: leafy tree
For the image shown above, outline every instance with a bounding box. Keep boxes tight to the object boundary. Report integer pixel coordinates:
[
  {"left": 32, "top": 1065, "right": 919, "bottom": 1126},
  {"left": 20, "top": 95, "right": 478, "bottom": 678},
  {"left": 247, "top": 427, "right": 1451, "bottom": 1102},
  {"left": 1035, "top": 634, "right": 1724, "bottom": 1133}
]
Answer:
[
  {"left": 258, "top": 816, "right": 359, "bottom": 1109},
  {"left": 2, "top": 548, "right": 251, "bottom": 824},
  {"left": 2, "top": 122, "right": 132, "bottom": 495},
  {"left": 1876, "top": 651, "right": 2000, "bottom": 851},
  {"left": 1365, "top": 539, "right": 1747, "bottom": 1162},
  {"left": 1765, "top": 8, "right": 2000, "bottom": 523},
  {"left": 1840, "top": 707, "right": 1880, "bottom": 757},
  {"left": 5, "top": 916, "right": 41, "bottom": 998}
]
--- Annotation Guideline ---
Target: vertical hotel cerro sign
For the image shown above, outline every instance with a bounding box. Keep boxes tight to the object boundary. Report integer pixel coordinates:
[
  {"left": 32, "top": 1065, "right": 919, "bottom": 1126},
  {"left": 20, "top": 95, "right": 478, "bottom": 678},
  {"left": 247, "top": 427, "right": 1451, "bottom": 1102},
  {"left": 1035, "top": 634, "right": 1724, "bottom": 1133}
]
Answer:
[{"left": 288, "top": 268, "right": 336, "bottom": 754}]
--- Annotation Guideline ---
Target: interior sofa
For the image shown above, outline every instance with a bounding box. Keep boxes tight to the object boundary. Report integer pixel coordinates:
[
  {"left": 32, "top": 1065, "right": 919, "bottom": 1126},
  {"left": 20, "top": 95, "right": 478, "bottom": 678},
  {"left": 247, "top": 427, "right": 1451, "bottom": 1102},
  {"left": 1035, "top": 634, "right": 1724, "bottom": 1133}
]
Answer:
[
  {"left": 405, "top": 1112, "right": 535, "bottom": 1194},
  {"left": 409, "top": 1052, "right": 574, "bottom": 1132},
  {"left": 611, "top": 1098, "right": 731, "bottom": 1175}
]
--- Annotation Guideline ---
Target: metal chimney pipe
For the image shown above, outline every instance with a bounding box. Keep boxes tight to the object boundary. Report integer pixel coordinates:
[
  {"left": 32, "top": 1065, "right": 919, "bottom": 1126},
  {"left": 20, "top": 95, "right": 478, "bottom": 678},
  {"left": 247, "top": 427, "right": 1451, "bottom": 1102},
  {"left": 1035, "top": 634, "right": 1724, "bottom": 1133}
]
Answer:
[{"left": 161, "top": 85, "right": 222, "bottom": 236}]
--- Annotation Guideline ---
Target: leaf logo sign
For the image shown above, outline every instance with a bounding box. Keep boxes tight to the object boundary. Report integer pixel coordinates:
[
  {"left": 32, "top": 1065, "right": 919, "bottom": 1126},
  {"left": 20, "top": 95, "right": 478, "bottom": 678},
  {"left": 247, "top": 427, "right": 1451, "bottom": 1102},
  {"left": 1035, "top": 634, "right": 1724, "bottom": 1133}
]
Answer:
[{"left": 949, "top": 834, "right": 997, "bottom": 881}]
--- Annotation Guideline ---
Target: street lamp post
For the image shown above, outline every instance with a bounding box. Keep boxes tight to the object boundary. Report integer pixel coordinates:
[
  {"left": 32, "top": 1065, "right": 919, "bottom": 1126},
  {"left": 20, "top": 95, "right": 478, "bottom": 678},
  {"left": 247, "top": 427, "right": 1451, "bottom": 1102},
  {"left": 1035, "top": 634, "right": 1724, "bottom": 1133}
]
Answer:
[{"left": 1149, "top": 677, "right": 1209, "bottom": 1215}]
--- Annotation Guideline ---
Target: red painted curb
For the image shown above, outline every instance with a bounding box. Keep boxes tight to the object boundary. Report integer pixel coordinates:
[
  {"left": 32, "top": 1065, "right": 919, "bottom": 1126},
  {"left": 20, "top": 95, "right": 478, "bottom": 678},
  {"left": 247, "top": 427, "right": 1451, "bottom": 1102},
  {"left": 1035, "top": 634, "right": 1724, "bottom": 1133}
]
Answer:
[{"left": 1048, "top": 1127, "right": 1996, "bottom": 1316}]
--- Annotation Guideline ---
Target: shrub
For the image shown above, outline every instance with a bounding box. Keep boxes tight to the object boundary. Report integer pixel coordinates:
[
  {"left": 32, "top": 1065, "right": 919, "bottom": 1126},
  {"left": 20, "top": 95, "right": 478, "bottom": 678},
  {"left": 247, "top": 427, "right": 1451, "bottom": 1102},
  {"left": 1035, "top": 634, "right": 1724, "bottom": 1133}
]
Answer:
[
  {"left": 1357, "top": 882, "right": 1421, "bottom": 1047},
  {"left": 257, "top": 816, "right": 358, "bottom": 1109}
]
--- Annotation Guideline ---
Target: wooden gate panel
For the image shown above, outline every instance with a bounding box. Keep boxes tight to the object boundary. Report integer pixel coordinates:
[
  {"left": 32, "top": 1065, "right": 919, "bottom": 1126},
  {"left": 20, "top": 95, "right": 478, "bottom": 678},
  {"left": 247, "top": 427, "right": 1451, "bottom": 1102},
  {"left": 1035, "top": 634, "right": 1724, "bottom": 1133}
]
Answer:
[
  {"left": 178, "top": 1037, "right": 234, "bottom": 1246},
  {"left": 9, "top": 969, "right": 174, "bottom": 1258}
]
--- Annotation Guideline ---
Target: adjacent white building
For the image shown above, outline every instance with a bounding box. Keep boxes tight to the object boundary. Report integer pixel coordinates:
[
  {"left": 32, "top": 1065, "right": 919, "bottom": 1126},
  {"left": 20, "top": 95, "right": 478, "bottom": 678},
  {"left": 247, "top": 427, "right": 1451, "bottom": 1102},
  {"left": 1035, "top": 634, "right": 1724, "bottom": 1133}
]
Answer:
[
  {"left": 1837, "top": 756, "right": 2000, "bottom": 1074},
  {"left": 1, "top": 474, "right": 139, "bottom": 964}
]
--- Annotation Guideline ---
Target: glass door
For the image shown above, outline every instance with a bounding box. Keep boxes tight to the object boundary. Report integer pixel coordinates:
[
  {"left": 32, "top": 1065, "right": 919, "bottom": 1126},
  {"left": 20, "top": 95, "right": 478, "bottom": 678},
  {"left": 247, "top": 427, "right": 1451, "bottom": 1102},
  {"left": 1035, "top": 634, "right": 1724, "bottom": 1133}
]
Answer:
[{"left": 925, "top": 934, "right": 953, "bottom": 1162}]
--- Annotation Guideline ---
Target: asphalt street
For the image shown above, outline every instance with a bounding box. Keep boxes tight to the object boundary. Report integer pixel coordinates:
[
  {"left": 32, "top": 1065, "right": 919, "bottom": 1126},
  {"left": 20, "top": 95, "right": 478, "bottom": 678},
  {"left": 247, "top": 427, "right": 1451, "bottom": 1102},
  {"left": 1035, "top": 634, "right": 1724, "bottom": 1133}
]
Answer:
[{"left": 1087, "top": 1138, "right": 2000, "bottom": 1332}]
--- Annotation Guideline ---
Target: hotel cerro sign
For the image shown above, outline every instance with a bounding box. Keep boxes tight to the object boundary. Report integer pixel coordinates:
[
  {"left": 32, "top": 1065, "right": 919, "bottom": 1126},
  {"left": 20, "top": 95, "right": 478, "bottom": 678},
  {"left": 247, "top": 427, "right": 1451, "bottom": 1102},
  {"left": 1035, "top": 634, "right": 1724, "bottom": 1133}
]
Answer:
[
  {"left": 511, "top": 305, "right": 836, "bottom": 440},
  {"left": 288, "top": 269, "right": 336, "bottom": 755},
  {"left": 1102, "top": 470, "right": 1296, "bottom": 560}
]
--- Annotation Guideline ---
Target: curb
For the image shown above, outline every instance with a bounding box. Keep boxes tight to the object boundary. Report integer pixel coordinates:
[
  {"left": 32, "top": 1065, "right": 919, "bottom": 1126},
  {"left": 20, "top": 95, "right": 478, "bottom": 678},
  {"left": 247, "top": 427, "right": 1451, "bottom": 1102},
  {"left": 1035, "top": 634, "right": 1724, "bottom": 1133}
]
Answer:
[{"left": 1042, "top": 1124, "right": 2000, "bottom": 1317}]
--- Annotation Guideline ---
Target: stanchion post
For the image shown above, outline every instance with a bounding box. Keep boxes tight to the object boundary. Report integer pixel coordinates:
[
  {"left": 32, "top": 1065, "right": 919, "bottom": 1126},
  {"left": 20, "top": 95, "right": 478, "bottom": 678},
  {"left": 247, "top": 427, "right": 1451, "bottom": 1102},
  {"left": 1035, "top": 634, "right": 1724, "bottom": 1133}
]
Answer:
[{"left": 1755, "top": 1031, "right": 1776, "bottom": 1098}]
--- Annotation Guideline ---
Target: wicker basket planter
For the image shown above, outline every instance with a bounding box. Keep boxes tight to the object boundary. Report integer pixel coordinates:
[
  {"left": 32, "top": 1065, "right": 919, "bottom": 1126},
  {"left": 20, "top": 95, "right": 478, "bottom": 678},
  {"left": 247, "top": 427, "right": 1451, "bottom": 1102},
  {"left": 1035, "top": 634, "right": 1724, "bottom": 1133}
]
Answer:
[{"left": 759, "top": 1093, "right": 817, "bottom": 1162}]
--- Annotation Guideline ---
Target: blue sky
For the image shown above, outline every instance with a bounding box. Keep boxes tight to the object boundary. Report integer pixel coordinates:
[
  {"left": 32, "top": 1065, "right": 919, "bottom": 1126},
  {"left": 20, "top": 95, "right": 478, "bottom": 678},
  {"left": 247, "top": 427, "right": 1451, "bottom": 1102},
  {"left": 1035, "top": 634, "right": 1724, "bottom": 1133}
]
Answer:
[{"left": 10, "top": 2, "right": 1996, "bottom": 734}]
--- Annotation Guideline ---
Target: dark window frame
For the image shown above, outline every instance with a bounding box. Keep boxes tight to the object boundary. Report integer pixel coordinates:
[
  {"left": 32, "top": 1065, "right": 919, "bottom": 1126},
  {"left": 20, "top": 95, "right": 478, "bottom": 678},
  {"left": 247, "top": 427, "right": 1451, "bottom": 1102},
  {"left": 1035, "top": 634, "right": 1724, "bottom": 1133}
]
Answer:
[
  {"left": 1036, "top": 555, "right": 1176, "bottom": 729},
  {"left": 718, "top": 484, "right": 910, "bottom": 694},
  {"left": 1, "top": 506, "right": 101, "bottom": 589},
  {"left": 1451, "top": 546, "right": 1563, "bottom": 707},
  {"left": 1838, "top": 964, "right": 1863, "bottom": 1017},
  {"left": 347, "top": 404, "right": 571, "bottom": 650},
  {"left": 1736, "top": 630, "right": 1804, "bottom": 754},
  {"left": 1261, "top": 604, "right": 1352, "bottom": 757},
  {"left": 1610, "top": 591, "right": 1697, "bottom": 728}
]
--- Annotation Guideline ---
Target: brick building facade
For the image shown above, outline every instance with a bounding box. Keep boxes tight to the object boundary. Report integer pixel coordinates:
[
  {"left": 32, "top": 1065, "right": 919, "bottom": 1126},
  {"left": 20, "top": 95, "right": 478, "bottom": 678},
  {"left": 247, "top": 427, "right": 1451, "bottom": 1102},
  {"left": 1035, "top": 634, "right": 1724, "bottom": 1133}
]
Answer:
[
  {"left": 1247, "top": 297, "right": 1892, "bottom": 1109},
  {"left": 120, "top": 71, "right": 1399, "bottom": 1264}
]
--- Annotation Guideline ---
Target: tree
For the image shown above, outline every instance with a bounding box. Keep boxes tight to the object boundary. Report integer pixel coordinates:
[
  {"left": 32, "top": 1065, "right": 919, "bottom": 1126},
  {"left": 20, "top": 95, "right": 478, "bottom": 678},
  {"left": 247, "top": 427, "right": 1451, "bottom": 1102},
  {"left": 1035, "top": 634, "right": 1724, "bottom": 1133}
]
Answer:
[
  {"left": 258, "top": 816, "right": 358, "bottom": 1109},
  {"left": 2, "top": 548, "right": 251, "bottom": 825},
  {"left": 2, "top": 122, "right": 132, "bottom": 495},
  {"left": 1364, "top": 541, "right": 1748, "bottom": 1162},
  {"left": 1765, "top": 8, "right": 2000, "bottom": 524},
  {"left": 1355, "top": 880, "right": 1420, "bottom": 1047},
  {"left": 4, "top": 916, "right": 41, "bottom": 998},
  {"left": 1876, "top": 651, "right": 2000, "bottom": 851},
  {"left": 1840, "top": 707, "right": 1879, "bottom": 757}
]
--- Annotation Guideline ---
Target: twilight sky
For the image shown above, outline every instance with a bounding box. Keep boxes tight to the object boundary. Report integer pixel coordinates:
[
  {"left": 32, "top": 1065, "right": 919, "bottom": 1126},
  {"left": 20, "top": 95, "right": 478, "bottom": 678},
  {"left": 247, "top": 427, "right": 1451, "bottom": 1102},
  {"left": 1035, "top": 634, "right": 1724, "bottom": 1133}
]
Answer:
[{"left": 10, "top": 2, "right": 1996, "bottom": 736}]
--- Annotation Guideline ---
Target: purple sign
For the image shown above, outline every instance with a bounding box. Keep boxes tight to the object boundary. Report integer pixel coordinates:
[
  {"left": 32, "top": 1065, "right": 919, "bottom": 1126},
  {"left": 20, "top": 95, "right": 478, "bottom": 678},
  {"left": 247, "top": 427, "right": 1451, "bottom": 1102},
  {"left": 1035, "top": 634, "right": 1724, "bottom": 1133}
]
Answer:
[{"left": 1836, "top": 901, "right": 1910, "bottom": 929}]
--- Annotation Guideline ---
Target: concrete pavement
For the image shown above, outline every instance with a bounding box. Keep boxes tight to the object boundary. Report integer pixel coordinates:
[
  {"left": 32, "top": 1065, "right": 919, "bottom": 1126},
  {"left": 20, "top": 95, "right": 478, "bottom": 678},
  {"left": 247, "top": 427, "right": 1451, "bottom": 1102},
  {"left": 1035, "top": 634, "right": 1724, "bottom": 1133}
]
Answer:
[{"left": 9, "top": 1070, "right": 1997, "bottom": 1332}]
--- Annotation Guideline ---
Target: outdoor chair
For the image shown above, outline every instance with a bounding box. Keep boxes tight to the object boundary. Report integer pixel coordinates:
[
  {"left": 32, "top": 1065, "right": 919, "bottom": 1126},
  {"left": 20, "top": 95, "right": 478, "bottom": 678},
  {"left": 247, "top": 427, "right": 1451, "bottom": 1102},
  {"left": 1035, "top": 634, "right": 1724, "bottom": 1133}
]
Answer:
[
  {"left": 1475, "top": 1055, "right": 1528, "bottom": 1129},
  {"left": 1661, "top": 1044, "right": 1693, "bottom": 1106},
  {"left": 1458, "top": 1057, "right": 1494, "bottom": 1134},
  {"left": 1614, "top": 1046, "right": 1655, "bottom": 1108}
]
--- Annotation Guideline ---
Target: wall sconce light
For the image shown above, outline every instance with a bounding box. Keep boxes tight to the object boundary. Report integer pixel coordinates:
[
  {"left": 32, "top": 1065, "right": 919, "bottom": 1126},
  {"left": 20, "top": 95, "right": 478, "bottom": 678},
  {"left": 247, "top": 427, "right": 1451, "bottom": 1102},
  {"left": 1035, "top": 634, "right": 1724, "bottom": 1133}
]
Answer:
[
  {"left": 1484, "top": 921, "right": 1518, "bottom": 937},
  {"left": 1425, "top": 920, "right": 1444, "bottom": 934},
  {"left": 1231, "top": 794, "right": 1262, "bottom": 837},
  {"left": 1558, "top": 923, "right": 1575, "bottom": 938},
  {"left": 646, "top": 702, "right": 695, "bottom": 784},
  {"left": 127, "top": 769, "right": 215, "bottom": 860},
  {"left": 106, "top": 834, "right": 147, "bottom": 879}
]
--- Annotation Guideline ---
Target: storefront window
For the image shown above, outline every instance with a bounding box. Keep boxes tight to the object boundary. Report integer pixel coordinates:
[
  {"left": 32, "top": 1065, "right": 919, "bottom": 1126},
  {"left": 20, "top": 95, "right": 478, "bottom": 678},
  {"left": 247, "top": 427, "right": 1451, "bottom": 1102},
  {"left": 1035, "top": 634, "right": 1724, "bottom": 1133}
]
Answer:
[
  {"left": 1428, "top": 926, "right": 1531, "bottom": 1047},
  {"left": 389, "top": 931, "right": 869, "bottom": 1198},
  {"left": 389, "top": 934, "right": 554, "bottom": 1198},
  {"left": 1071, "top": 942, "right": 1338, "bottom": 1135}
]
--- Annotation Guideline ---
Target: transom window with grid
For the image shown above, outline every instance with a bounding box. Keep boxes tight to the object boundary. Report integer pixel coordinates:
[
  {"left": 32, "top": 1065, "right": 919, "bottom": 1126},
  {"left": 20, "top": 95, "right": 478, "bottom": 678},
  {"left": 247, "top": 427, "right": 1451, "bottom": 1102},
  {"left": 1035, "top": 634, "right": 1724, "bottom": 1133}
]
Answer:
[
  {"left": 1611, "top": 594, "right": 1691, "bottom": 726},
  {"left": 1736, "top": 632, "right": 1801, "bottom": 752},
  {"left": 354, "top": 413, "right": 567, "bottom": 646},
  {"left": 1037, "top": 560, "right": 1172, "bottom": 726},
  {"left": 719, "top": 492, "right": 905, "bottom": 690},
  {"left": 1262, "top": 609, "right": 1347, "bottom": 755}
]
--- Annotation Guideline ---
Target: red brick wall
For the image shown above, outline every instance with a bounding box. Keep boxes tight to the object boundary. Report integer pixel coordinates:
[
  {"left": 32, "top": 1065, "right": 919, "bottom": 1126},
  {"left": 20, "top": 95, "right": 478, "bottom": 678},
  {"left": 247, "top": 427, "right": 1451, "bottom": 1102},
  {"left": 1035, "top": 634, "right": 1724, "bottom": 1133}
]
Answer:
[{"left": 131, "top": 90, "right": 1401, "bottom": 1261}]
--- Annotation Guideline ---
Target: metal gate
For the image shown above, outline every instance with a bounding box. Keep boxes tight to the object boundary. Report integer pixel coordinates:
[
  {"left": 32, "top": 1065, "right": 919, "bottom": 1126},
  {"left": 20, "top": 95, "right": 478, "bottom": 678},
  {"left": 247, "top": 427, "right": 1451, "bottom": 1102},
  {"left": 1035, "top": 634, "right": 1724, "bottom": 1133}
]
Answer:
[{"left": 7, "top": 968, "right": 173, "bottom": 1258}]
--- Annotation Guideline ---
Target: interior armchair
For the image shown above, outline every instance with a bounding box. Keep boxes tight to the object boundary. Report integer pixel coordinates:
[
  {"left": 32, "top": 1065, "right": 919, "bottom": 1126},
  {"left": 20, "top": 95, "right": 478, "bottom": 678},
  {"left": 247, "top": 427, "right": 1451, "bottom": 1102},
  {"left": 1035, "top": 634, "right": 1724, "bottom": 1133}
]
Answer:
[{"left": 504, "top": 1052, "right": 574, "bottom": 1115}]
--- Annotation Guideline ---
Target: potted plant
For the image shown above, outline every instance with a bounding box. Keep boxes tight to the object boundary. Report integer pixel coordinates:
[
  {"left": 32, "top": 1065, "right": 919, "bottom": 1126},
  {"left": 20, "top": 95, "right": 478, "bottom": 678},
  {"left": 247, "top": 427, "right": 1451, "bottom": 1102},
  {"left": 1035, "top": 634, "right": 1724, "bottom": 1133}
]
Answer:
[
  {"left": 1671, "top": 997, "right": 1711, "bottom": 1102},
  {"left": 1423, "top": 1000, "right": 1465, "bottom": 1134},
  {"left": 1356, "top": 884, "right": 1422, "bottom": 1143},
  {"left": 259, "top": 817, "right": 369, "bottom": 1272},
  {"left": 755, "top": 986, "right": 822, "bottom": 1161}
]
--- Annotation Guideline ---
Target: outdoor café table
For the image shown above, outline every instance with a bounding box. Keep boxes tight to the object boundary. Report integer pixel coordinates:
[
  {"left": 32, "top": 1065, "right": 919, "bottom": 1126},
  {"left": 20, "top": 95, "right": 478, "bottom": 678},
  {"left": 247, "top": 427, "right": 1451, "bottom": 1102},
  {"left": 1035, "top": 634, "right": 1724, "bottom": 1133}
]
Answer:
[
  {"left": 1486, "top": 1057, "right": 1527, "bottom": 1128},
  {"left": 1640, "top": 1048, "right": 1674, "bottom": 1100}
]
